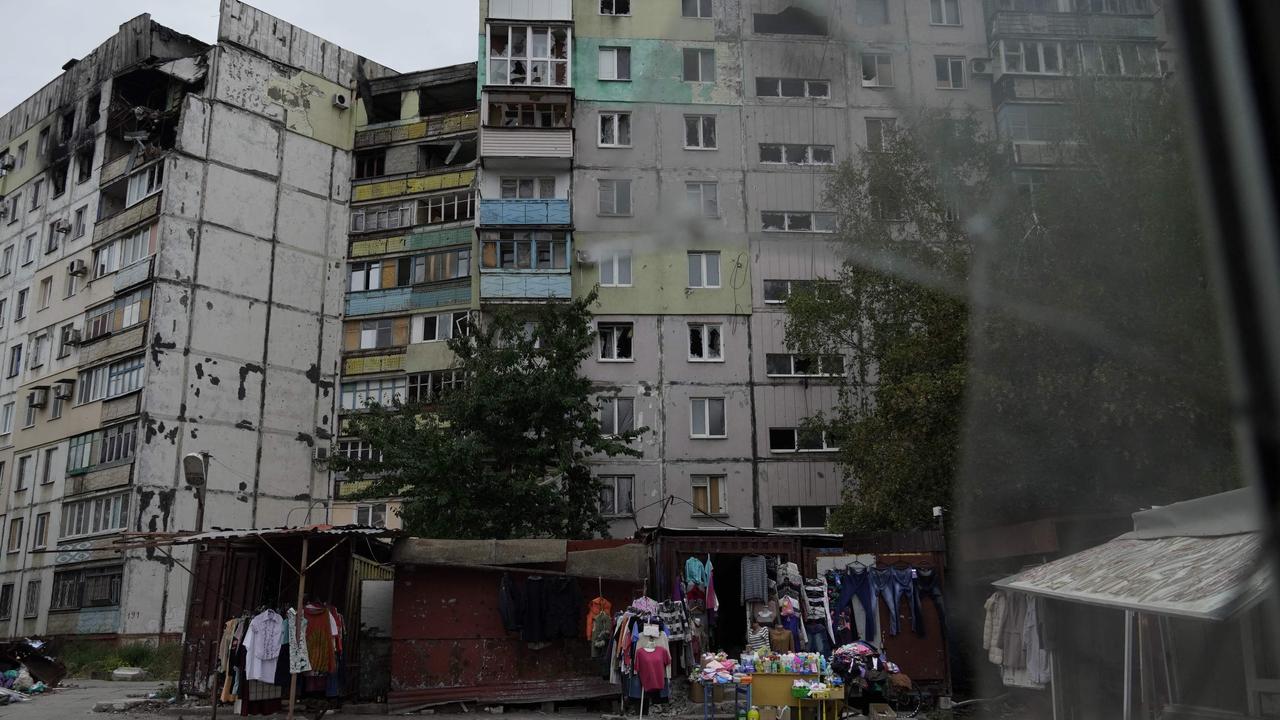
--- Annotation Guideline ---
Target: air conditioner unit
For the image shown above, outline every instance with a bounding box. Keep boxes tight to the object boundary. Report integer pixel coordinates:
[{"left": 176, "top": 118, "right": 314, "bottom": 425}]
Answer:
[
  {"left": 969, "top": 57, "right": 994, "bottom": 76},
  {"left": 67, "top": 259, "right": 87, "bottom": 276},
  {"left": 332, "top": 93, "right": 350, "bottom": 110},
  {"left": 313, "top": 447, "right": 330, "bottom": 462},
  {"left": 0, "top": 205, "right": 8, "bottom": 220},
  {"left": 28, "top": 388, "right": 48, "bottom": 409},
  {"left": 52, "top": 381, "right": 74, "bottom": 400},
  {"left": 60, "top": 326, "right": 82, "bottom": 347},
  {"left": 53, "top": 219, "right": 72, "bottom": 234},
  {"left": 0, "top": 156, "right": 14, "bottom": 171}
]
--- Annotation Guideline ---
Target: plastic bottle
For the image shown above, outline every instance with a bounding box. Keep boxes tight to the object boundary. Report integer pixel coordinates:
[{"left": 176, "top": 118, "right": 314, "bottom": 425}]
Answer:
[{"left": 748, "top": 706, "right": 761, "bottom": 720}]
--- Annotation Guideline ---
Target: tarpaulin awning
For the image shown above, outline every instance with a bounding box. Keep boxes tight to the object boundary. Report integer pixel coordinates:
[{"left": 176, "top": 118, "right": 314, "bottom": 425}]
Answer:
[
  {"left": 391, "top": 538, "right": 647, "bottom": 581},
  {"left": 993, "top": 488, "right": 1270, "bottom": 620}
]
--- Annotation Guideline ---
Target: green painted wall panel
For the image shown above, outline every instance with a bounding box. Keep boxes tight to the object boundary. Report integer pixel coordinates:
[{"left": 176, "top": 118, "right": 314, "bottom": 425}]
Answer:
[
  {"left": 572, "top": 0, "right": 715, "bottom": 42},
  {"left": 574, "top": 38, "right": 742, "bottom": 104},
  {"left": 573, "top": 236, "right": 751, "bottom": 316}
]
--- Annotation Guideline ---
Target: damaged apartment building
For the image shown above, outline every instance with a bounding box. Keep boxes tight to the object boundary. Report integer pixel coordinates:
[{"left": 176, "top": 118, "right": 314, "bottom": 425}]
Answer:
[{"left": 0, "top": 1, "right": 388, "bottom": 640}]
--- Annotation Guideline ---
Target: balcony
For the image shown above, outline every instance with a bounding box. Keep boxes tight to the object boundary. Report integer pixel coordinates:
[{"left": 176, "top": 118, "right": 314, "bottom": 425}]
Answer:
[
  {"left": 94, "top": 194, "right": 160, "bottom": 243},
  {"left": 1012, "top": 140, "right": 1082, "bottom": 166},
  {"left": 345, "top": 280, "right": 471, "bottom": 317},
  {"left": 480, "top": 272, "right": 571, "bottom": 301},
  {"left": 989, "top": 10, "right": 1157, "bottom": 40},
  {"left": 355, "top": 110, "right": 479, "bottom": 149},
  {"left": 350, "top": 226, "right": 473, "bottom": 259},
  {"left": 352, "top": 169, "right": 476, "bottom": 204},
  {"left": 479, "top": 198, "right": 571, "bottom": 226},
  {"left": 488, "top": 0, "right": 572, "bottom": 21},
  {"left": 480, "top": 127, "right": 573, "bottom": 161},
  {"left": 344, "top": 351, "right": 408, "bottom": 376}
]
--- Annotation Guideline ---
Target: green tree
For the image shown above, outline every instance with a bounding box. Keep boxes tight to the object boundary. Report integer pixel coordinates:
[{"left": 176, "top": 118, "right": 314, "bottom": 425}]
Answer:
[
  {"left": 330, "top": 290, "right": 644, "bottom": 539},
  {"left": 785, "top": 111, "right": 1003, "bottom": 533},
  {"left": 790, "top": 79, "right": 1236, "bottom": 533}
]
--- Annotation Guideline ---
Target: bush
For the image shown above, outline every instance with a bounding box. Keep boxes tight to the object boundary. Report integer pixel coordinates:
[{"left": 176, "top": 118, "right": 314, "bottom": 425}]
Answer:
[{"left": 56, "top": 641, "right": 182, "bottom": 680}]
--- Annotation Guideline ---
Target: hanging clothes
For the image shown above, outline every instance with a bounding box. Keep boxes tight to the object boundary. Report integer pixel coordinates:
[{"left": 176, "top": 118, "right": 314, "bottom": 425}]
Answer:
[
  {"left": 520, "top": 576, "right": 551, "bottom": 642},
  {"left": 741, "top": 555, "right": 768, "bottom": 603},
  {"left": 591, "top": 610, "right": 612, "bottom": 658},
  {"left": 769, "top": 626, "right": 794, "bottom": 652},
  {"left": 705, "top": 557, "right": 719, "bottom": 612},
  {"left": 746, "top": 625, "right": 770, "bottom": 652},
  {"left": 684, "top": 556, "right": 708, "bottom": 588},
  {"left": 546, "top": 576, "right": 583, "bottom": 639},
  {"left": 499, "top": 572, "right": 521, "bottom": 633},
  {"left": 915, "top": 568, "right": 946, "bottom": 637},
  {"left": 287, "top": 608, "right": 311, "bottom": 674},
  {"left": 633, "top": 645, "right": 670, "bottom": 692},
  {"left": 983, "top": 591, "right": 1008, "bottom": 665},
  {"left": 586, "top": 596, "right": 613, "bottom": 639},
  {"left": 243, "top": 610, "right": 284, "bottom": 682}
]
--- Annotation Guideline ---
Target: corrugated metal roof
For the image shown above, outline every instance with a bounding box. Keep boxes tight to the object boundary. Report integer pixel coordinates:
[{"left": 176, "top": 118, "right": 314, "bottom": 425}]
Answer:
[
  {"left": 994, "top": 531, "right": 1269, "bottom": 620},
  {"left": 171, "top": 524, "right": 398, "bottom": 544}
]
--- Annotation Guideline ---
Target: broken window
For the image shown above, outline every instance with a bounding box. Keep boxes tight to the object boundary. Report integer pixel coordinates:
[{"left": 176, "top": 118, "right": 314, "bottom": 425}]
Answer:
[
  {"left": 684, "top": 115, "right": 717, "bottom": 149},
  {"left": 419, "top": 140, "right": 476, "bottom": 170},
  {"left": 480, "top": 231, "right": 568, "bottom": 269},
  {"left": 756, "top": 77, "right": 829, "bottom": 99},
  {"left": 365, "top": 92, "right": 401, "bottom": 124},
  {"left": 688, "top": 323, "right": 723, "bottom": 361},
  {"left": 753, "top": 7, "right": 828, "bottom": 35},
  {"left": 599, "top": 112, "right": 632, "bottom": 147},
  {"left": 759, "top": 144, "right": 834, "bottom": 165},
  {"left": 60, "top": 110, "right": 75, "bottom": 142},
  {"left": 354, "top": 150, "right": 385, "bottom": 179},
  {"left": 488, "top": 25, "right": 571, "bottom": 87},
  {"left": 50, "top": 160, "right": 69, "bottom": 197},
  {"left": 488, "top": 98, "right": 571, "bottom": 128},
  {"left": 415, "top": 191, "right": 475, "bottom": 226},
  {"left": 76, "top": 143, "right": 93, "bottom": 184},
  {"left": 85, "top": 93, "right": 100, "bottom": 128},
  {"left": 936, "top": 56, "right": 966, "bottom": 89},
  {"left": 861, "top": 53, "right": 895, "bottom": 87},
  {"left": 418, "top": 79, "right": 475, "bottom": 116},
  {"left": 500, "top": 177, "right": 556, "bottom": 199},
  {"left": 600, "top": 0, "right": 630, "bottom": 15},
  {"left": 598, "top": 323, "right": 634, "bottom": 361}
]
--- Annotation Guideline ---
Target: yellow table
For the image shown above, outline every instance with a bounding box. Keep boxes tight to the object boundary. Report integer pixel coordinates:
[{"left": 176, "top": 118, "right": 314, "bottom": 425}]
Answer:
[{"left": 748, "top": 673, "right": 845, "bottom": 720}]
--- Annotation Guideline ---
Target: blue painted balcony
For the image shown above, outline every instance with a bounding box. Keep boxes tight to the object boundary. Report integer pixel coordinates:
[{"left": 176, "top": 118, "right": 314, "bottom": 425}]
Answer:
[
  {"left": 346, "top": 280, "right": 471, "bottom": 317},
  {"left": 479, "top": 199, "right": 571, "bottom": 227},
  {"left": 480, "top": 272, "right": 572, "bottom": 301}
]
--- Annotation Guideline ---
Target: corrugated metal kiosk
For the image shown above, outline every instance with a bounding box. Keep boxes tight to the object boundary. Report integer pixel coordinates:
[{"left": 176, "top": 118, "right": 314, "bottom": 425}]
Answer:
[
  {"left": 119, "top": 525, "right": 397, "bottom": 717},
  {"left": 387, "top": 538, "right": 646, "bottom": 712}
]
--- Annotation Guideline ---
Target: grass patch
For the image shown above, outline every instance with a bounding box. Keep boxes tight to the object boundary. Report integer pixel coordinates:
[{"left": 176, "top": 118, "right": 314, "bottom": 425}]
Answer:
[{"left": 56, "top": 641, "right": 182, "bottom": 680}]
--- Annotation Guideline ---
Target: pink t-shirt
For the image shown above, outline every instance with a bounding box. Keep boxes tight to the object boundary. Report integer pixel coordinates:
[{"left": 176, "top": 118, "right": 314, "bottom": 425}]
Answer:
[{"left": 634, "top": 646, "right": 670, "bottom": 691}]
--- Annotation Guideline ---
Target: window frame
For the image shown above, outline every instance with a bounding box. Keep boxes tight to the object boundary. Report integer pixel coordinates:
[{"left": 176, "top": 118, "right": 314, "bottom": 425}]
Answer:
[
  {"left": 599, "top": 0, "right": 631, "bottom": 15},
  {"left": 486, "top": 24, "right": 572, "bottom": 88},
  {"left": 598, "top": 395, "right": 636, "bottom": 436},
  {"left": 688, "top": 322, "right": 724, "bottom": 362},
  {"left": 758, "top": 143, "right": 835, "bottom": 166},
  {"left": 690, "top": 396, "right": 727, "bottom": 438},
  {"left": 691, "top": 474, "right": 727, "bottom": 516},
  {"left": 599, "top": 475, "right": 635, "bottom": 516},
  {"left": 930, "top": 0, "right": 962, "bottom": 25},
  {"left": 7, "top": 516, "right": 23, "bottom": 553},
  {"left": 861, "top": 52, "right": 895, "bottom": 87},
  {"left": 687, "top": 251, "right": 721, "bottom": 289},
  {"left": 765, "top": 353, "right": 844, "bottom": 377},
  {"left": 761, "top": 211, "right": 837, "bottom": 233},
  {"left": 682, "top": 48, "right": 715, "bottom": 82},
  {"left": 683, "top": 115, "right": 718, "bottom": 150},
  {"left": 598, "top": 111, "right": 632, "bottom": 148},
  {"left": 598, "top": 46, "right": 632, "bottom": 81},
  {"left": 685, "top": 181, "right": 720, "bottom": 218},
  {"left": 598, "top": 322, "right": 634, "bottom": 362},
  {"left": 355, "top": 503, "right": 388, "bottom": 528},
  {"left": 599, "top": 252, "right": 633, "bottom": 287},
  {"left": 935, "top": 55, "right": 966, "bottom": 89},
  {"left": 597, "top": 179, "right": 633, "bottom": 216},
  {"left": 682, "top": 0, "right": 713, "bottom": 18},
  {"left": 768, "top": 427, "right": 840, "bottom": 453}
]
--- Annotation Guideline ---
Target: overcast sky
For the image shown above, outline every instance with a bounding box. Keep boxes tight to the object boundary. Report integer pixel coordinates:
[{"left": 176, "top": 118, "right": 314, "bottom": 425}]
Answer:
[{"left": 0, "top": 0, "right": 480, "bottom": 111}]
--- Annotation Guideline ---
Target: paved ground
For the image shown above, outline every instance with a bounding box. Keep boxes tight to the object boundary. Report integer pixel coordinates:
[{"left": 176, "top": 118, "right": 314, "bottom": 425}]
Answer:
[
  {"left": 3, "top": 680, "right": 167, "bottom": 719},
  {"left": 2, "top": 679, "right": 611, "bottom": 720}
]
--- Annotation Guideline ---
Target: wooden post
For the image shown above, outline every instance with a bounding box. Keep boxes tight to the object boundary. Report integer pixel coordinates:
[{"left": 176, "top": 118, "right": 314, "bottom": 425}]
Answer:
[{"left": 287, "top": 536, "right": 310, "bottom": 720}]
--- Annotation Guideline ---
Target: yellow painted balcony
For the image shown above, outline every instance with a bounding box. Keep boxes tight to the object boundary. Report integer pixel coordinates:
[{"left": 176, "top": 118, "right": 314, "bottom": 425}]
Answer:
[
  {"left": 352, "top": 169, "right": 475, "bottom": 203},
  {"left": 355, "top": 111, "right": 480, "bottom": 148}
]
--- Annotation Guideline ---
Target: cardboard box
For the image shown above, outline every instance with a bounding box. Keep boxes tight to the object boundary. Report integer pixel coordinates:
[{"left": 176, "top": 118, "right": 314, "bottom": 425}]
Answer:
[{"left": 689, "top": 684, "right": 730, "bottom": 704}]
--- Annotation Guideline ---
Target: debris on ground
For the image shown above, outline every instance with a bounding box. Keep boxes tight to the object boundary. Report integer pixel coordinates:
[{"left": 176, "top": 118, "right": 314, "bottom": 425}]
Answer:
[{"left": 0, "top": 637, "right": 69, "bottom": 688}]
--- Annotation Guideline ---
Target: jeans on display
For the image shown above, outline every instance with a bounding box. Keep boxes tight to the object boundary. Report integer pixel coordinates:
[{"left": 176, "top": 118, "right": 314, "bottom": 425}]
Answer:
[
  {"left": 915, "top": 568, "right": 946, "bottom": 637},
  {"left": 806, "top": 621, "right": 833, "bottom": 655},
  {"left": 890, "top": 566, "right": 923, "bottom": 636},
  {"left": 872, "top": 567, "right": 916, "bottom": 637},
  {"left": 833, "top": 567, "right": 877, "bottom": 641}
]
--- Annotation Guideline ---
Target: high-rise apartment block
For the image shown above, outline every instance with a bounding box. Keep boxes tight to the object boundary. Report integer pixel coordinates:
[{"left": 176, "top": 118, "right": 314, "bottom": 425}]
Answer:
[
  {"left": 0, "top": 0, "right": 1172, "bottom": 641},
  {"left": 0, "top": 0, "right": 390, "bottom": 640}
]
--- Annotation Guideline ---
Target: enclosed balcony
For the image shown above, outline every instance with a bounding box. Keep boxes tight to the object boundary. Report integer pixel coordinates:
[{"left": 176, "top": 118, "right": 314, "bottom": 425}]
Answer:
[
  {"left": 478, "top": 230, "right": 572, "bottom": 301},
  {"left": 479, "top": 198, "right": 571, "bottom": 226}
]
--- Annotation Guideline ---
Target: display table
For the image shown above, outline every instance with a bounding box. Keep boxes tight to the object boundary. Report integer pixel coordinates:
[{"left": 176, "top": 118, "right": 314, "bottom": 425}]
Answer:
[{"left": 749, "top": 673, "right": 844, "bottom": 720}]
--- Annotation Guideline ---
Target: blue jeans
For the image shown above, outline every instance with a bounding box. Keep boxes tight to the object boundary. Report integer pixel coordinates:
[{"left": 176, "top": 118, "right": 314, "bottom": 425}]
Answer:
[
  {"left": 832, "top": 568, "right": 876, "bottom": 641},
  {"left": 873, "top": 567, "right": 922, "bottom": 637}
]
